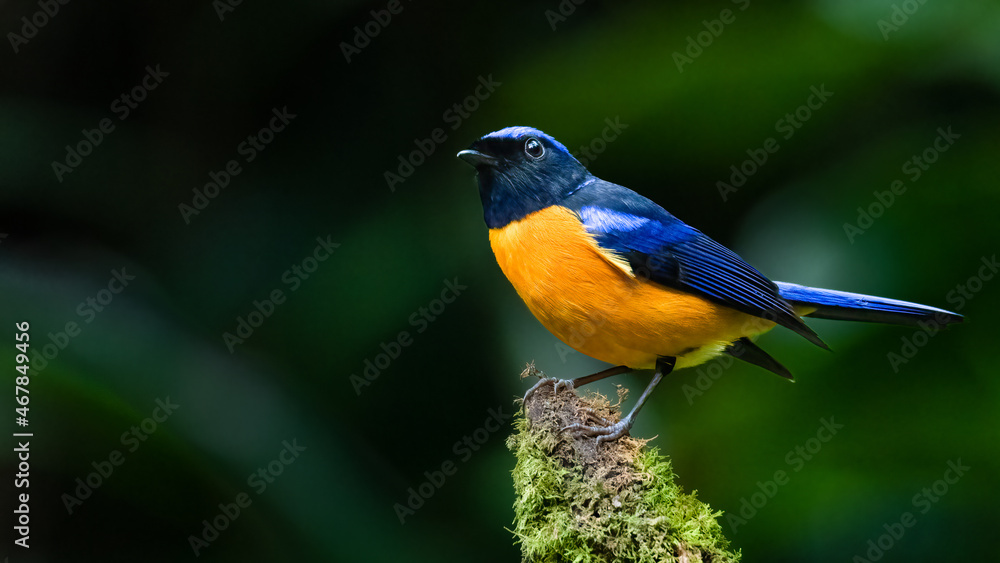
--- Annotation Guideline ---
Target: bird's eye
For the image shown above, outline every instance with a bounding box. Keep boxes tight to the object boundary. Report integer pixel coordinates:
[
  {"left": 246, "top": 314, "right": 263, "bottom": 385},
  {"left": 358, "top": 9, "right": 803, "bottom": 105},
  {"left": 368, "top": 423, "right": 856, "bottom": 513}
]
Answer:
[{"left": 524, "top": 137, "right": 544, "bottom": 159}]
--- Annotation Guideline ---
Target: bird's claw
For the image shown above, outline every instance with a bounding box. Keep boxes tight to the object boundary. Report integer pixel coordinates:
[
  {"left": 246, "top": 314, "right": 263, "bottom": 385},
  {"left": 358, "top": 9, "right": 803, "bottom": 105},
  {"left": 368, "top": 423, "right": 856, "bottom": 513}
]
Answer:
[
  {"left": 522, "top": 377, "right": 575, "bottom": 404},
  {"left": 576, "top": 405, "right": 612, "bottom": 427},
  {"left": 553, "top": 378, "right": 575, "bottom": 394},
  {"left": 563, "top": 419, "right": 633, "bottom": 444}
]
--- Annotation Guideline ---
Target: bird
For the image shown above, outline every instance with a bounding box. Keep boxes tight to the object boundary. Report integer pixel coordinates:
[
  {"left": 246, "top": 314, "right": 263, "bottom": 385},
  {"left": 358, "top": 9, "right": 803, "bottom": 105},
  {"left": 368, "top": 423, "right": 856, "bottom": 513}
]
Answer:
[{"left": 457, "top": 126, "right": 963, "bottom": 443}]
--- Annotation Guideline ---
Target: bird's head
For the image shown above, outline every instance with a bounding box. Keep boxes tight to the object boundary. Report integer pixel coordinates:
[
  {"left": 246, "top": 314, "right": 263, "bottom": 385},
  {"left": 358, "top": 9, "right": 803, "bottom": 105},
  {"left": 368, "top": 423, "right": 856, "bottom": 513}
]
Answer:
[{"left": 458, "top": 126, "right": 591, "bottom": 229}]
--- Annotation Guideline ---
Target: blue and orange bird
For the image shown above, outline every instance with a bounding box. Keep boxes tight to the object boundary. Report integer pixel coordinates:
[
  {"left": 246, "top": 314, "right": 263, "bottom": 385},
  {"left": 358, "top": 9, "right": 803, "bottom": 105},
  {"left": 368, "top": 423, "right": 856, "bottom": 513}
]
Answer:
[{"left": 458, "top": 126, "right": 963, "bottom": 442}]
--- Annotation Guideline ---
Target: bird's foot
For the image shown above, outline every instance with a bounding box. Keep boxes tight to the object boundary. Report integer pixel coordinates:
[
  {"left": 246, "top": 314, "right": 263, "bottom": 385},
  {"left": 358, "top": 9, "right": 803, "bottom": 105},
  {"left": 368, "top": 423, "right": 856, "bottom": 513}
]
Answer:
[
  {"left": 521, "top": 377, "right": 575, "bottom": 404},
  {"left": 553, "top": 378, "right": 576, "bottom": 394},
  {"left": 563, "top": 418, "right": 633, "bottom": 444}
]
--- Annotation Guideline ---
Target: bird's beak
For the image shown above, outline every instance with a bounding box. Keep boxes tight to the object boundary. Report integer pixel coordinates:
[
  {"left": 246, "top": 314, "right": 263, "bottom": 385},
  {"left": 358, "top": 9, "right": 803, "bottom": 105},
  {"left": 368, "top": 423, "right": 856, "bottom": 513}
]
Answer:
[{"left": 457, "top": 149, "right": 498, "bottom": 168}]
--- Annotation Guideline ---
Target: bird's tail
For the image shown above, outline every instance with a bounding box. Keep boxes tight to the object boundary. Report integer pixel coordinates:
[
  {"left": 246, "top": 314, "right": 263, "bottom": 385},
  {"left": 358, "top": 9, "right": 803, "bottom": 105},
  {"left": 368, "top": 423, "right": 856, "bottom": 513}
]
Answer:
[{"left": 776, "top": 282, "right": 964, "bottom": 327}]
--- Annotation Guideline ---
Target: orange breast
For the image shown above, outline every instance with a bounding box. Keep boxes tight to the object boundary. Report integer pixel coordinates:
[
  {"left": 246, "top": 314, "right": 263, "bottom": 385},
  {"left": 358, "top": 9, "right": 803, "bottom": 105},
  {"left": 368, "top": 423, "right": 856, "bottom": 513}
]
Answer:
[{"left": 489, "top": 206, "right": 773, "bottom": 369}]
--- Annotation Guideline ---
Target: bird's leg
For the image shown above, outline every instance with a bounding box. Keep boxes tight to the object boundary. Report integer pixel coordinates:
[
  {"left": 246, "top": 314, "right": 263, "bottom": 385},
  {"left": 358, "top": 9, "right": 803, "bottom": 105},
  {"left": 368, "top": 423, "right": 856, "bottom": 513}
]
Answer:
[
  {"left": 564, "top": 357, "right": 675, "bottom": 443},
  {"left": 570, "top": 364, "right": 632, "bottom": 388},
  {"left": 522, "top": 365, "right": 632, "bottom": 404},
  {"left": 561, "top": 365, "right": 634, "bottom": 425}
]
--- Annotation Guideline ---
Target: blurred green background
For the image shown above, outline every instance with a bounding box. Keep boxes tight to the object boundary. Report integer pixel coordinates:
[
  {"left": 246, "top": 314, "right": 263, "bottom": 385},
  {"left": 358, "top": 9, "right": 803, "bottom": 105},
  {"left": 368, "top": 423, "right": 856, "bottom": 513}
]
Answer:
[{"left": 1, "top": 0, "right": 998, "bottom": 561}]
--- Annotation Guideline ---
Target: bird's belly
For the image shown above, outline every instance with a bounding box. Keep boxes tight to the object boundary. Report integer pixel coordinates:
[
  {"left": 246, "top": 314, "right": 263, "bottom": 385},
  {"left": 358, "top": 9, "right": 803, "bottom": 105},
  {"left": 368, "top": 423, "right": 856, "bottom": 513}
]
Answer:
[{"left": 489, "top": 206, "right": 771, "bottom": 369}]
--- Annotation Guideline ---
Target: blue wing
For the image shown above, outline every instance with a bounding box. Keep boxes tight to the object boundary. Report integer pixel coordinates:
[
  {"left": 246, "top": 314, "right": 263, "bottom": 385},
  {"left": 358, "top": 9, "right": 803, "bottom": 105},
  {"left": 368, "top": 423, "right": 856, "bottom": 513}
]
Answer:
[{"left": 563, "top": 179, "right": 827, "bottom": 348}]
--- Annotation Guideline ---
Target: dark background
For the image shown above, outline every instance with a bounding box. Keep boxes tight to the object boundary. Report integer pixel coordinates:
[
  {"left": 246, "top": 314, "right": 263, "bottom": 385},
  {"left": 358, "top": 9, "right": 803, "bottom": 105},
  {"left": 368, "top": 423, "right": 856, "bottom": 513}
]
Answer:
[{"left": 1, "top": 0, "right": 998, "bottom": 561}]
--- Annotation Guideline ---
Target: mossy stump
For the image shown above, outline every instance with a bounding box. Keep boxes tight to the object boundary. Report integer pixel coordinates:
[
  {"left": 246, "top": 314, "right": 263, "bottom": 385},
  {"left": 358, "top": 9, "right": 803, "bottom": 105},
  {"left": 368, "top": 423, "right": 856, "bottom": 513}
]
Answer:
[{"left": 507, "top": 364, "right": 740, "bottom": 563}]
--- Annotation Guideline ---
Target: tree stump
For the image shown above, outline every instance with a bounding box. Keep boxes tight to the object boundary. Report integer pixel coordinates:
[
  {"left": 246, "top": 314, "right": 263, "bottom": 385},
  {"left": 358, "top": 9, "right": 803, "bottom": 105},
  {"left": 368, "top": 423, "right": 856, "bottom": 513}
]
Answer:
[{"left": 508, "top": 363, "right": 741, "bottom": 563}]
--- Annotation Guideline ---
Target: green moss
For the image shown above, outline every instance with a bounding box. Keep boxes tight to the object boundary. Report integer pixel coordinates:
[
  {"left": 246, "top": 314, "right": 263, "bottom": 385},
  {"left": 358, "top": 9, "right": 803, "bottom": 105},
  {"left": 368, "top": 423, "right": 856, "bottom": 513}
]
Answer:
[{"left": 508, "top": 369, "right": 740, "bottom": 563}]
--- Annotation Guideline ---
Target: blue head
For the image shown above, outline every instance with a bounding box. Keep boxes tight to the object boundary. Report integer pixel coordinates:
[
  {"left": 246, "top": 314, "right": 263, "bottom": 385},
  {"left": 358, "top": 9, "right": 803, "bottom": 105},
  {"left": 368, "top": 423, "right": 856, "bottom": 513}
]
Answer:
[{"left": 458, "top": 127, "right": 591, "bottom": 229}]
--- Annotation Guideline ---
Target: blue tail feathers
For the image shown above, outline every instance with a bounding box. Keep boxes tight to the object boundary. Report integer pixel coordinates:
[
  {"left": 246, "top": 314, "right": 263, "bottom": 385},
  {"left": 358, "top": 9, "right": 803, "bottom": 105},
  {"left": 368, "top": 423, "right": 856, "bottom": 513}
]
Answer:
[{"left": 776, "top": 282, "right": 964, "bottom": 327}]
